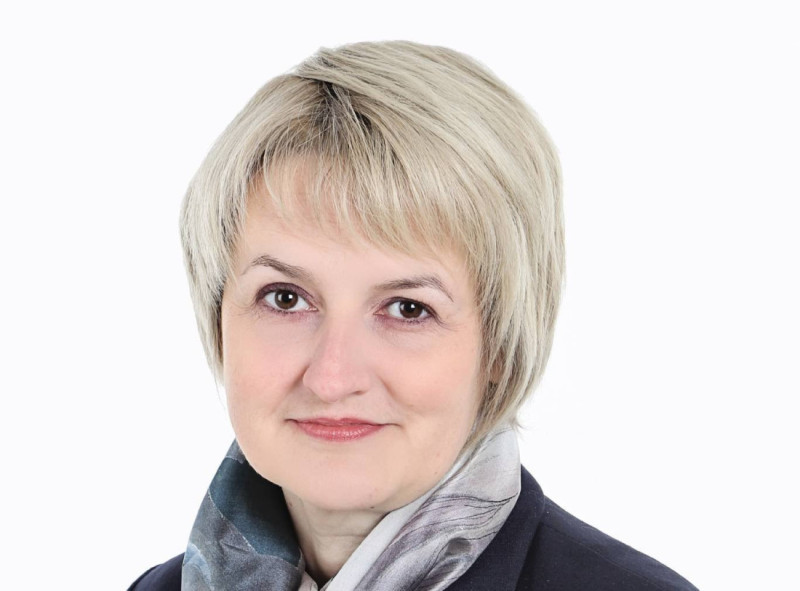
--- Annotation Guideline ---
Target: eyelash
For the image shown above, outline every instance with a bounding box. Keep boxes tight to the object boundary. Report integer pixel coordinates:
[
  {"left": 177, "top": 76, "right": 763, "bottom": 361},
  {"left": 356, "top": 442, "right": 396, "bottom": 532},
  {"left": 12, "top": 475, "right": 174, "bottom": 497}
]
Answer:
[
  {"left": 254, "top": 283, "right": 311, "bottom": 316},
  {"left": 253, "top": 283, "right": 437, "bottom": 326}
]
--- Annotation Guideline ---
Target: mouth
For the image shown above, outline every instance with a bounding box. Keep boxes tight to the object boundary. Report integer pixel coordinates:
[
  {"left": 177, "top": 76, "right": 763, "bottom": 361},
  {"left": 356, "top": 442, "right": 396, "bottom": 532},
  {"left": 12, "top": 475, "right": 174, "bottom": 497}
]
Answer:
[{"left": 290, "top": 417, "right": 385, "bottom": 442}]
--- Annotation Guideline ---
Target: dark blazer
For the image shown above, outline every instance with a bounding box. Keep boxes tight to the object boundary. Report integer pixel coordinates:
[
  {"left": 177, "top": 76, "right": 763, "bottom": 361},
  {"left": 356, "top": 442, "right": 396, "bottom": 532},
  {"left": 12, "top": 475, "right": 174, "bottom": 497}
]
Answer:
[{"left": 129, "top": 468, "right": 698, "bottom": 590}]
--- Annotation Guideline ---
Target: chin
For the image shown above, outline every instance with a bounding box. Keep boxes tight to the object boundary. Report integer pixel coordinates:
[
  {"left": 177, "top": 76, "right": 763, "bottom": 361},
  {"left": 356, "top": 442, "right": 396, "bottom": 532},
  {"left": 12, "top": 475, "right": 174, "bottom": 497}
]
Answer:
[
  {"left": 284, "top": 456, "right": 408, "bottom": 513},
  {"left": 241, "top": 430, "right": 443, "bottom": 514}
]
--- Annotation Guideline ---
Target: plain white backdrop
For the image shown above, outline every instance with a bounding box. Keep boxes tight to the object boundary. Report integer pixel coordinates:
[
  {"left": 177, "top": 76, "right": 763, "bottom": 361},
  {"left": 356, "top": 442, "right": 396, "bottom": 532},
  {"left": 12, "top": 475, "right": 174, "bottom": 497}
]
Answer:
[{"left": 2, "top": 1, "right": 798, "bottom": 589}]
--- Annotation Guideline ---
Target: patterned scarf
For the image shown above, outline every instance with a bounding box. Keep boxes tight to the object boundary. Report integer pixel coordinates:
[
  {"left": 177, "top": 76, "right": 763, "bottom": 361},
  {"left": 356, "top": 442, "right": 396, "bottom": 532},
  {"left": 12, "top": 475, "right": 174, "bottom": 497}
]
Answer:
[{"left": 182, "top": 427, "right": 520, "bottom": 590}]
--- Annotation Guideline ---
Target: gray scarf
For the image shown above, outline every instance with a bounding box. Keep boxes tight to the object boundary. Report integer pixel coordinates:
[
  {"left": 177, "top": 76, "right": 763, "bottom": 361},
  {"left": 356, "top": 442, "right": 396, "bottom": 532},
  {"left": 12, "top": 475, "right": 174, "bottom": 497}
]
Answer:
[{"left": 182, "top": 427, "right": 520, "bottom": 590}]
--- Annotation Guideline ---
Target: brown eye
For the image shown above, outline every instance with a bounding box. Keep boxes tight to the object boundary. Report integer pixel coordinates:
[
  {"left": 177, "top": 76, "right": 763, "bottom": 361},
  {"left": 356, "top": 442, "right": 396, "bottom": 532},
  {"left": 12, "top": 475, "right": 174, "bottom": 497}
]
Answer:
[
  {"left": 387, "top": 300, "right": 429, "bottom": 320},
  {"left": 263, "top": 289, "right": 311, "bottom": 312},
  {"left": 399, "top": 301, "right": 422, "bottom": 318},
  {"left": 274, "top": 290, "right": 298, "bottom": 309}
]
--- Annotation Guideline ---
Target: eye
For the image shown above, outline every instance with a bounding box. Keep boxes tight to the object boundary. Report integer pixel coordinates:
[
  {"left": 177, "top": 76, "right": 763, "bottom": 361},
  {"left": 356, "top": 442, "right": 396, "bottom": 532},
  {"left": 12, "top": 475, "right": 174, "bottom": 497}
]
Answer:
[
  {"left": 385, "top": 299, "right": 431, "bottom": 321},
  {"left": 261, "top": 288, "right": 312, "bottom": 313}
]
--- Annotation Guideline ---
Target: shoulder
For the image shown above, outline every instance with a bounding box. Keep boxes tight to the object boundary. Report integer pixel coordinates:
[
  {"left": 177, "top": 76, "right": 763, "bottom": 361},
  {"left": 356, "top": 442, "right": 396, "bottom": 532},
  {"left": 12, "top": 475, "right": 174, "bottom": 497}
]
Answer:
[
  {"left": 452, "top": 468, "right": 697, "bottom": 591},
  {"left": 128, "top": 554, "right": 183, "bottom": 591},
  {"left": 520, "top": 475, "right": 698, "bottom": 590}
]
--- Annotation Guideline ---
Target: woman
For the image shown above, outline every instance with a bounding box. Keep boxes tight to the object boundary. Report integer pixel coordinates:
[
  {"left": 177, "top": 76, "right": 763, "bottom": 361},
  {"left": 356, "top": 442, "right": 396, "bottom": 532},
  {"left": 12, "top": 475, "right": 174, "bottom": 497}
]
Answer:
[{"left": 130, "top": 41, "right": 697, "bottom": 590}]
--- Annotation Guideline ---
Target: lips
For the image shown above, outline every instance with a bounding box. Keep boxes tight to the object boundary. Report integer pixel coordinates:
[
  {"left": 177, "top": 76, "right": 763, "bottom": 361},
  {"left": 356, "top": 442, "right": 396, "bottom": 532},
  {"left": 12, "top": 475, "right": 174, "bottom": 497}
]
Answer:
[{"left": 291, "top": 417, "right": 385, "bottom": 442}]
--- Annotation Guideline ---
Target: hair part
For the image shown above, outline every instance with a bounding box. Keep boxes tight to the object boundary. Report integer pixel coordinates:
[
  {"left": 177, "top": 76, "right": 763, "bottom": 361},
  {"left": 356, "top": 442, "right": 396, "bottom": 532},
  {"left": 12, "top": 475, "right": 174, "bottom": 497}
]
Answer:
[{"left": 181, "top": 41, "right": 564, "bottom": 448}]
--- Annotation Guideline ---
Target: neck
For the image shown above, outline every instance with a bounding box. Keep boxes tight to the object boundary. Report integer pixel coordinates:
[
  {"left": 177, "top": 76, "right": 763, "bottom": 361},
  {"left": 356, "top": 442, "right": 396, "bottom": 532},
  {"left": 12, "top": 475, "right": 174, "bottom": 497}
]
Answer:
[{"left": 283, "top": 489, "right": 386, "bottom": 586}]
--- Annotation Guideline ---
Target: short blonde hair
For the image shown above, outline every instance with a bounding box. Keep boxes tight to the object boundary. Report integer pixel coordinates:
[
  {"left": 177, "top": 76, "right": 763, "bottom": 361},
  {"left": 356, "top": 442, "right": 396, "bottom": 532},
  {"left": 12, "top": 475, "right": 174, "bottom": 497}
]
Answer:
[{"left": 181, "top": 41, "right": 564, "bottom": 446}]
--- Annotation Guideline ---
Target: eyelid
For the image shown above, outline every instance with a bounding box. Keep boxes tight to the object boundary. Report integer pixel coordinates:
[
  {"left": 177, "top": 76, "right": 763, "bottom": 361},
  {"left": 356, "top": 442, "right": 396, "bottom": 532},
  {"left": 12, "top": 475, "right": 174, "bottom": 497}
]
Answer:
[
  {"left": 379, "top": 297, "right": 438, "bottom": 325},
  {"left": 255, "top": 282, "right": 316, "bottom": 313}
]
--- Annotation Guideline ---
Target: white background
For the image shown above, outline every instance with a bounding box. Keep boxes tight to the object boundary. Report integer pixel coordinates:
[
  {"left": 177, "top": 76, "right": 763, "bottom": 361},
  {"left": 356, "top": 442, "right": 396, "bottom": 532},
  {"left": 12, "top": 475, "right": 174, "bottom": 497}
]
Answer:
[{"left": 2, "top": 2, "right": 798, "bottom": 589}]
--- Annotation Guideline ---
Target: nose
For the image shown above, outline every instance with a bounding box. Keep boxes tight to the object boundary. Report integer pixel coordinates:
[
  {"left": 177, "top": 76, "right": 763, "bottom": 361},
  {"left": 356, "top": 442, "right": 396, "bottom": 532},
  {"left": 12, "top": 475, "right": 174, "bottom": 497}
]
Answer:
[{"left": 302, "top": 319, "right": 372, "bottom": 403}]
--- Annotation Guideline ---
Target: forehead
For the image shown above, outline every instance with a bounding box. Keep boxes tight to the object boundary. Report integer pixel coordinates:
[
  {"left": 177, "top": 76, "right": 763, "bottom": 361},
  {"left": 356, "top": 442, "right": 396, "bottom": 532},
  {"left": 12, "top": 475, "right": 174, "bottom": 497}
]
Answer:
[
  {"left": 243, "top": 167, "right": 459, "bottom": 264},
  {"left": 242, "top": 188, "right": 459, "bottom": 273}
]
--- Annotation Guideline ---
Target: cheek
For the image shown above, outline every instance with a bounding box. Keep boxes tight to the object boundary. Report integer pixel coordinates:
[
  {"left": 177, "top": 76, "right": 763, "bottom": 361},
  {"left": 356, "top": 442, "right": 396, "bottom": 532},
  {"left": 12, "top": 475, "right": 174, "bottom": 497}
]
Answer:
[
  {"left": 386, "top": 334, "right": 483, "bottom": 425},
  {"left": 222, "top": 317, "right": 312, "bottom": 420}
]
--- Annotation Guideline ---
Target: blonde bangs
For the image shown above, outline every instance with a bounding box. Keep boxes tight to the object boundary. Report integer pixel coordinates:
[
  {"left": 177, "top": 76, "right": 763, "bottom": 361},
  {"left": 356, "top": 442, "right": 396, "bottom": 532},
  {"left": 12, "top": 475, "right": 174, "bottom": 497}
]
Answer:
[{"left": 257, "top": 125, "right": 490, "bottom": 269}]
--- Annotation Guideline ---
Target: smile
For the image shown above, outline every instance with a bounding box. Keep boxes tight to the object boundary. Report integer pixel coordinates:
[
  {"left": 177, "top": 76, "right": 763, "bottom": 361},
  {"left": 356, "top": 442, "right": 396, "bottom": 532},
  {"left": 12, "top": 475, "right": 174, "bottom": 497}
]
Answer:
[{"left": 291, "top": 418, "right": 385, "bottom": 442}]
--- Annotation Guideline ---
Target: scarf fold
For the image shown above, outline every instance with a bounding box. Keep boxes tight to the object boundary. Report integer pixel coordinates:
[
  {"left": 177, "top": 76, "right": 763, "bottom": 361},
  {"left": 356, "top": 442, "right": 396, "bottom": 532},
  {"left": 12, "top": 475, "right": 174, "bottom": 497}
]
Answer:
[{"left": 183, "top": 427, "right": 520, "bottom": 591}]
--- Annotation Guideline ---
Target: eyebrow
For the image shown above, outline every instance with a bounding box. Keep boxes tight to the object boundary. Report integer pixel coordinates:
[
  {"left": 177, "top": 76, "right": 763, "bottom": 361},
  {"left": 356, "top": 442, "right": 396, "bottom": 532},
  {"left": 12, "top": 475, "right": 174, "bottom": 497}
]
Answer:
[
  {"left": 245, "top": 254, "right": 454, "bottom": 302},
  {"left": 375, "top": 276, "right": 454, "bottom": 302},
  {"left": 245, "top": 255, "right": 314, "bottom": 282}
]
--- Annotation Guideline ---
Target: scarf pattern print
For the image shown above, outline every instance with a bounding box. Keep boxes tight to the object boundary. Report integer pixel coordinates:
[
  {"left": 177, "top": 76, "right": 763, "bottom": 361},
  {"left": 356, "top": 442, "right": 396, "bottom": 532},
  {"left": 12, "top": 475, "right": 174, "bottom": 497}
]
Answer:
[{"left": 182, "top": 427, "right": 520, "bottom": 591}]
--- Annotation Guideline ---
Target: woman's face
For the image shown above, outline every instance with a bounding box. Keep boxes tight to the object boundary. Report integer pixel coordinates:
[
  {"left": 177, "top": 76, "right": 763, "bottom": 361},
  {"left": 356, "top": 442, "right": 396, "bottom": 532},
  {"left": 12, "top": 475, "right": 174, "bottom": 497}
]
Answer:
[{"left": 221, "top": 194, "right": 484, "bottom": 514}]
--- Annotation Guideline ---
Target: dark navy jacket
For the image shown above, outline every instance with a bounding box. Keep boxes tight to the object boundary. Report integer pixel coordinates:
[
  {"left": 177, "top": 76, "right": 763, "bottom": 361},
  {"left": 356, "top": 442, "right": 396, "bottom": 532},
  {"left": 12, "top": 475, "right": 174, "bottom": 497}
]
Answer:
[{"left": 129, "top": 468, "right": 697, "bottom": 590}]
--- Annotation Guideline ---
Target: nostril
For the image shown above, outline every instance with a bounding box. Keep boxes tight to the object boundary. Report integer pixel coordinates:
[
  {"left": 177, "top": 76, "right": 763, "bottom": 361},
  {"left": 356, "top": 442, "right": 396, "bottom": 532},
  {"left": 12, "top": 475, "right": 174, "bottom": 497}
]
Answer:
[{"left": 302, "top": 352, "right": 370, "bottom": 402}]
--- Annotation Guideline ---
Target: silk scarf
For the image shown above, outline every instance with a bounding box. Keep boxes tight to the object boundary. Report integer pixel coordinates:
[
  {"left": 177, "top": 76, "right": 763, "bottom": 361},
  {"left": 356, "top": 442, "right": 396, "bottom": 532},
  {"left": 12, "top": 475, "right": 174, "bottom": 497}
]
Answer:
[{"left": 182, "top": 427, "right": 520, "bottom": 590}]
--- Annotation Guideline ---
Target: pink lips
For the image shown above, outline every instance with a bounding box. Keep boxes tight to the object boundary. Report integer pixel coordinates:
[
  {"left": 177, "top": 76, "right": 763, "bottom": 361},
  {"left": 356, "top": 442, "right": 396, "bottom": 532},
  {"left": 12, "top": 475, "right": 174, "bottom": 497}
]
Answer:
[{"left": 292, "top": 418, "right": 384, "bottom": 442}]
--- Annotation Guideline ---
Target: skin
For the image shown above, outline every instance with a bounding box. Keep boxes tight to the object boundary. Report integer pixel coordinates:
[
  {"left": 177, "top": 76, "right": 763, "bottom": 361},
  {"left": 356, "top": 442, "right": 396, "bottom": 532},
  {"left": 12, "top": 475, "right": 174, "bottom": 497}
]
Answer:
[{"left": 220, "top": 191, "right": 484, "bottom": 584}]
